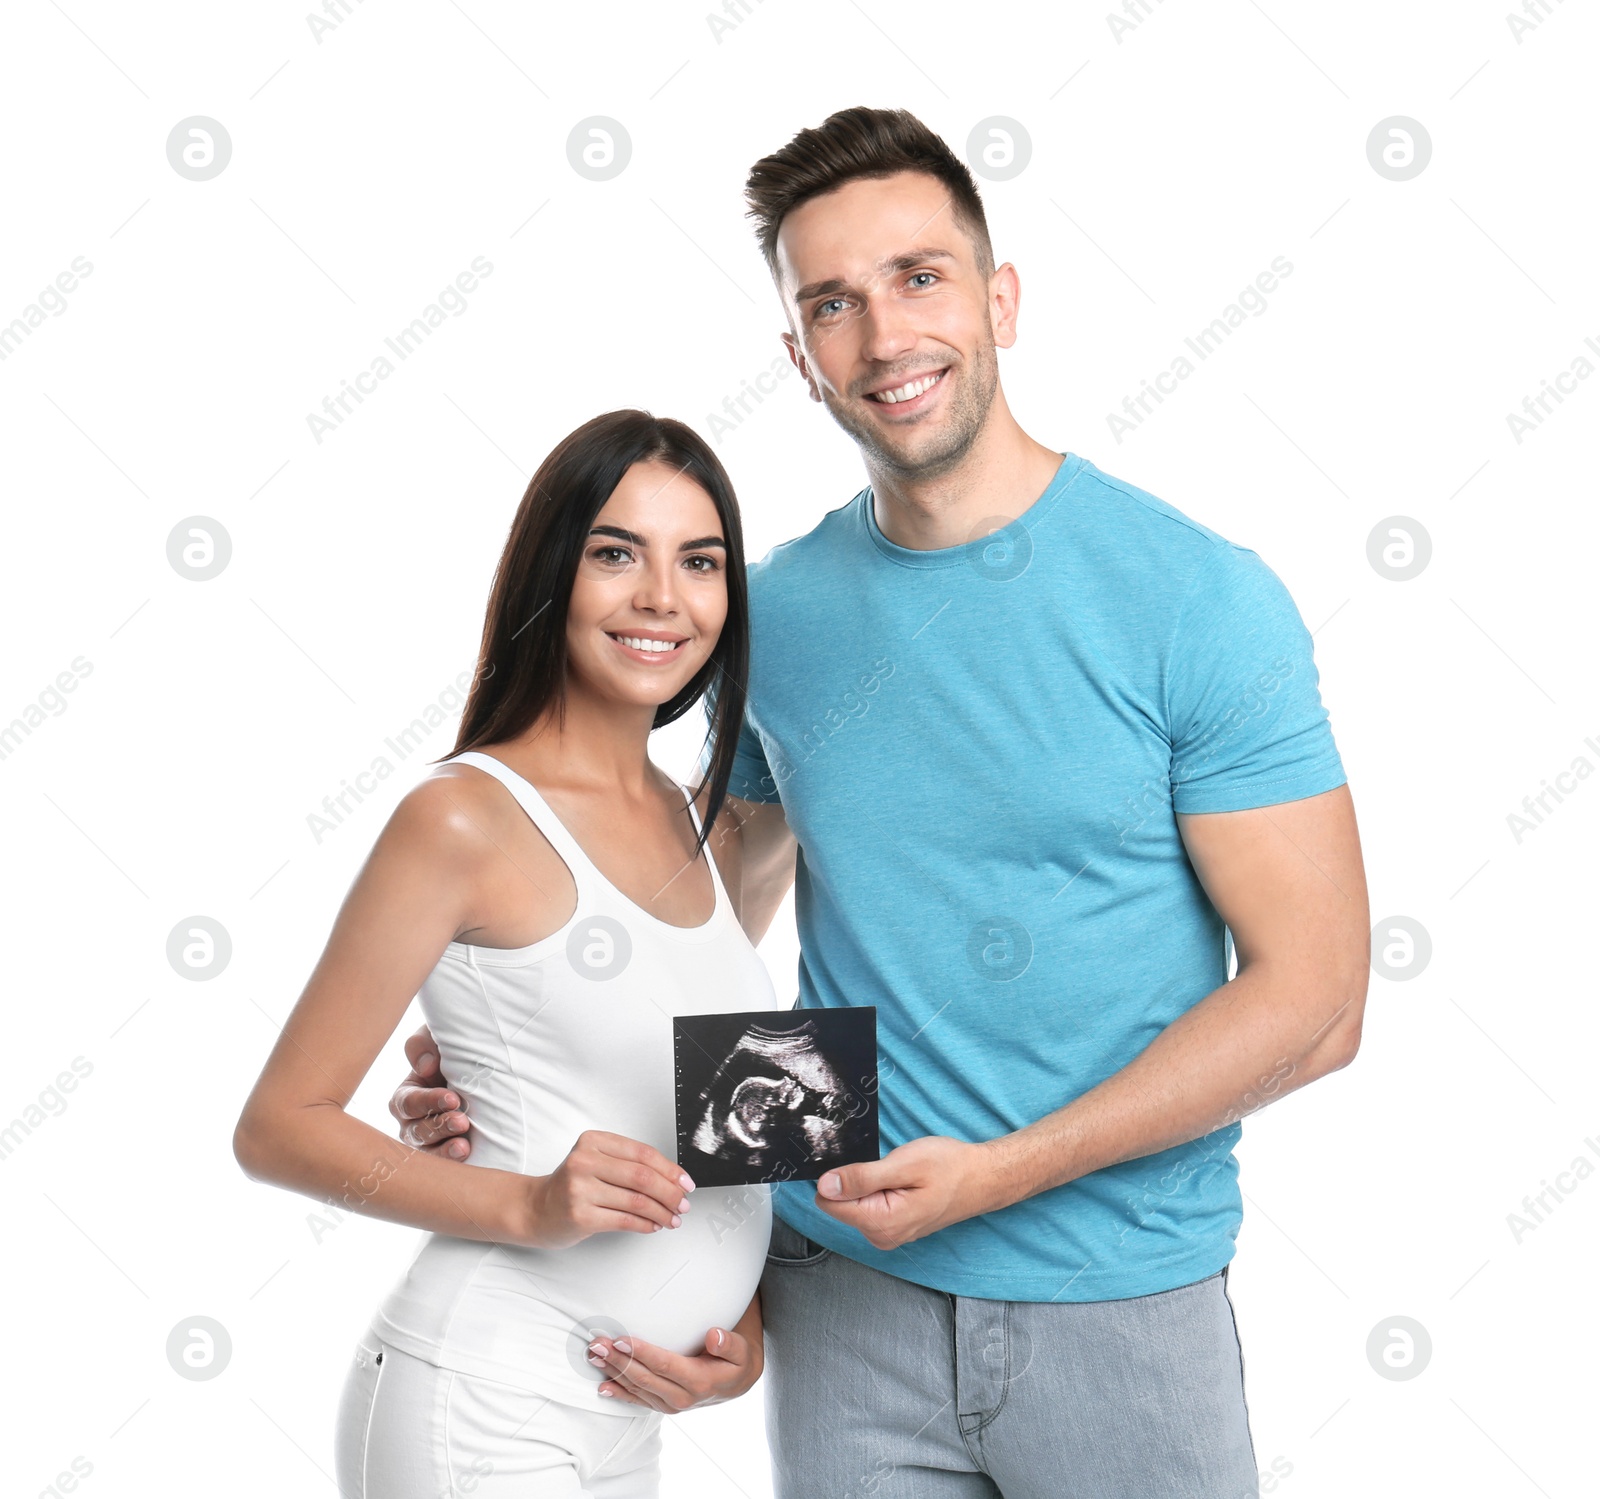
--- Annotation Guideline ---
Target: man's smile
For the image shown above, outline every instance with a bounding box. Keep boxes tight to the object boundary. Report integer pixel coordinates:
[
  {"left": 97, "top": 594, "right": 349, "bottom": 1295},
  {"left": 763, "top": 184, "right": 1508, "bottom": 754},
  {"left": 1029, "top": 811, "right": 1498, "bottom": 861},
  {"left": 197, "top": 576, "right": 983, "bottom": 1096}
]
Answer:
[{"left": 863, "top": 367, "right": 948, "bottom": 412}]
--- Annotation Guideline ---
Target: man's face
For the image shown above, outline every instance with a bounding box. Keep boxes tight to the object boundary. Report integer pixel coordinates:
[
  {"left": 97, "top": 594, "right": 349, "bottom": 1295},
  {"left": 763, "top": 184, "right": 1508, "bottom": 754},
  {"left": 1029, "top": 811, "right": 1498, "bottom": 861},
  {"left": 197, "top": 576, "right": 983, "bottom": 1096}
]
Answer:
[{"left": 775, "top": 170, "right": 1010, "bottom": 480}]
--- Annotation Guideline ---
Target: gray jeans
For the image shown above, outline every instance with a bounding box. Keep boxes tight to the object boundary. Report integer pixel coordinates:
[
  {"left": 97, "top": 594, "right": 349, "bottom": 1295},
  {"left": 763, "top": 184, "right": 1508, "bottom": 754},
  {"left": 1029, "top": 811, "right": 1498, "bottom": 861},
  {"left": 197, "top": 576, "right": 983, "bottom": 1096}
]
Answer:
[{"left": 759, "top": 1216, "right": 1259, "bottom": 1499}]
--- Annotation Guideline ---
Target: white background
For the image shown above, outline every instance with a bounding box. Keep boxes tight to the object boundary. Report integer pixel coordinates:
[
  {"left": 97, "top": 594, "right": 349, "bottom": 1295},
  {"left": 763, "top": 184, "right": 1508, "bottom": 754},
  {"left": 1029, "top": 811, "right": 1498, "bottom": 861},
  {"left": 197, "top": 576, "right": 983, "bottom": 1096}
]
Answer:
[{"left": 3, "top": 1, "right": 1596, "bottom": 1495}]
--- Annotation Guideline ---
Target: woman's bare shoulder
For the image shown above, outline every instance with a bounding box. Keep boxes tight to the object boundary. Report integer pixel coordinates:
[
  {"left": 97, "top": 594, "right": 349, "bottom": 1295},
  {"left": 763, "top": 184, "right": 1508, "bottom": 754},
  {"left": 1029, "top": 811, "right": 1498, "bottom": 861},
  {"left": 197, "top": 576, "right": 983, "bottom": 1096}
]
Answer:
[
  {"left": 379, "top": 760, "right": 574, "bottom": 946},
  {"left": 359, "top": 760, "right": 512, "bottom": 868}
]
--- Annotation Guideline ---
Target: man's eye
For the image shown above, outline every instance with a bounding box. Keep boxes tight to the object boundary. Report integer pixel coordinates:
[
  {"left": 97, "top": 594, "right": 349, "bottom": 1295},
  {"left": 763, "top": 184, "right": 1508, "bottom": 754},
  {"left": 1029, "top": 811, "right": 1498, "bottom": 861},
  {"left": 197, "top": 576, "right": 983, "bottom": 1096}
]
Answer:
[
  {"left": 908, "top": 272, "right": 937, "bottom": 289},
  {"left": 815, "top": 298, "right": 848, "bottom": 319}
]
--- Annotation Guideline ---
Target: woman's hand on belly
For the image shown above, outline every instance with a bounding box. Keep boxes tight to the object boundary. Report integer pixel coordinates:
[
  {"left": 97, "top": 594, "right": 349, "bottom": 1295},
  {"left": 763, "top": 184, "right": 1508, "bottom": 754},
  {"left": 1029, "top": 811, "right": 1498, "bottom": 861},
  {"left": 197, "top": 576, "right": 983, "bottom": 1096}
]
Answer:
[
  {"left": 521, "top": 1130, "right": 697, "bottom": 1249},
  {"left": 586, "top": 1293, "right": 764, "bottom": 1411}
]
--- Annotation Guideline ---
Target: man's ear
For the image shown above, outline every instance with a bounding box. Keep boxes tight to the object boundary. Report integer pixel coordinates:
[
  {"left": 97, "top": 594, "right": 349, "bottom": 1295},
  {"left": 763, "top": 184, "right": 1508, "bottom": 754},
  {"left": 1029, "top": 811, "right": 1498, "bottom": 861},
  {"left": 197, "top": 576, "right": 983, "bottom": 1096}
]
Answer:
[
  {"left": 989, "top": 262, "right": 1022, "bottom": 351},
  {"left": 780, "top": 331, "right": 822, "bottom": 403}
]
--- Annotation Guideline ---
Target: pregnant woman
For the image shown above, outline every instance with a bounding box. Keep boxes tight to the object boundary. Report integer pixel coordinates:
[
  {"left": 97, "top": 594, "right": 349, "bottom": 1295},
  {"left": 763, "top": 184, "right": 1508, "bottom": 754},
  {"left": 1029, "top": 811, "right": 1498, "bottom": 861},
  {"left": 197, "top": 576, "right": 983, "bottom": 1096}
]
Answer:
[{"left": 233, "top": 409, "right": 779, "bottom": 1497}]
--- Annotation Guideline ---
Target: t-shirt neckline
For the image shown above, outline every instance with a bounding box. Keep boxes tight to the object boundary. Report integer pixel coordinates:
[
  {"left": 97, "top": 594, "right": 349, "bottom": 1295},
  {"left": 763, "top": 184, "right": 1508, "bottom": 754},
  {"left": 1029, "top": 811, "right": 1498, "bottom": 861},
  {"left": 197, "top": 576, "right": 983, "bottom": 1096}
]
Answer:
[{"left": 859, "top": 451, "right": 1085, "bottom": 569}]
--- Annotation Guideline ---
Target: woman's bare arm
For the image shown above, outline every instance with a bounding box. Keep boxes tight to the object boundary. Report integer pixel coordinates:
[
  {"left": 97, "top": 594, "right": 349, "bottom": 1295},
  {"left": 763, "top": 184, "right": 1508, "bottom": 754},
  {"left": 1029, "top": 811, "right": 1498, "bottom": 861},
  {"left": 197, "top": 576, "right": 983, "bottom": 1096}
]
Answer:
[
  {"left": 234, "top": 777, "right": 543, "bottom": 1241},
  {"left": 234, "top": 774, "right": 691, "bottom": 1245}
]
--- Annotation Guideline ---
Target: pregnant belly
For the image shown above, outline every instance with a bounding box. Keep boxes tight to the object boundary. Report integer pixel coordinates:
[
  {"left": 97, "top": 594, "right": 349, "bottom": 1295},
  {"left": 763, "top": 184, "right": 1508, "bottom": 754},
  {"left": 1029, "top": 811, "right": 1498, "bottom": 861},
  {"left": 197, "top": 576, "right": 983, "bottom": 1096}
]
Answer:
[
  {"left": 432, "top": 1183, "right": 772, "bottom": 1373},
  {"left": 571, "top": 1185, "right": 770, "bottom": 1351}
]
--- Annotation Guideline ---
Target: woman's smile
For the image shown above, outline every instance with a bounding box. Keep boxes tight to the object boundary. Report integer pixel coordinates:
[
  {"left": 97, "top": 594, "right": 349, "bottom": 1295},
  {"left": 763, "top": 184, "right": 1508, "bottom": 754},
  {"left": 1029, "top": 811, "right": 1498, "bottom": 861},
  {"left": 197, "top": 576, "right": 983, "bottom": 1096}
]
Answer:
[{"left": 606, "top": 629, "right": 691, "bottom": 664}]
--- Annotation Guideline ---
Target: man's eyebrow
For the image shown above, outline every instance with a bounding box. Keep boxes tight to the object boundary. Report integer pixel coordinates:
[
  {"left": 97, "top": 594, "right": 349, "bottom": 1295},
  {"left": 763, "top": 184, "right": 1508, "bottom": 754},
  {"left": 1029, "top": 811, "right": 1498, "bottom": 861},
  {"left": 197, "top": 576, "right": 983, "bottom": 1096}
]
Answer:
[
  {"left": 588, "top": 524, "right": 726, "bottom": 552},
  {"left": 791, "top": 275, "right": 849, "bottom": 306},
  {"left": 878, "top": 246, "right": 959, "bottom": 278},
  {"left": 792, "top": 246, "right": 958, "bottom": 305}
]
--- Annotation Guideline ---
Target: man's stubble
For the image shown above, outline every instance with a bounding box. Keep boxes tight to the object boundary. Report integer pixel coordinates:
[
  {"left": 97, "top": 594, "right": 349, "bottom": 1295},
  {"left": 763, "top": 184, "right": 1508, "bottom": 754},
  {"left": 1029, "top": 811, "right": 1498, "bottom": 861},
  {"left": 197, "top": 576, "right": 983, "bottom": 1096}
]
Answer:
[{"left": 815, "top": 317, "right": 1000, "bottom": 487}]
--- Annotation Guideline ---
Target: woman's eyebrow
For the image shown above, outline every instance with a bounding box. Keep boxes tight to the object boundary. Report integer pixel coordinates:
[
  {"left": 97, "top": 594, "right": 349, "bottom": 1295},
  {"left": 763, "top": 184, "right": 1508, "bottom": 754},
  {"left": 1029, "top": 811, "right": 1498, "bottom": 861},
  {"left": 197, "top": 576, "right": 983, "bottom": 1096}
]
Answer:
[{"left": 587, "top": 525, "right": 726, "bottom": 552}]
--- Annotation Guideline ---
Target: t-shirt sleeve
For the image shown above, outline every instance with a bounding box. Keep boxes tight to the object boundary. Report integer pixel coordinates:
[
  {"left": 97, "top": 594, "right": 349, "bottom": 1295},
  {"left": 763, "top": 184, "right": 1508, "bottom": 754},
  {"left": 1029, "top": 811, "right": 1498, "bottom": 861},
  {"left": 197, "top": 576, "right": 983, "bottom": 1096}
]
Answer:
[
  {"left": 728, "top": 712, "right": 782, "bottom": 803},
  {"left": 1165, "top": 542, "right": 1346, "bottom": 814},
  {"left": 698, "top": 689, "right": 783, "bottom": 805}
]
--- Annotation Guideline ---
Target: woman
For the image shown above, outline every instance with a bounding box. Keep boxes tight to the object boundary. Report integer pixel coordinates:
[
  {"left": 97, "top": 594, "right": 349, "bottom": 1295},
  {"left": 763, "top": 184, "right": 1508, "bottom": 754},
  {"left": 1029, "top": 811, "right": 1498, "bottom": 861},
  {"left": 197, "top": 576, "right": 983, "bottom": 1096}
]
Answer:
[{"left": 234, "top": 410, "right": 779, "bottom": 1497}]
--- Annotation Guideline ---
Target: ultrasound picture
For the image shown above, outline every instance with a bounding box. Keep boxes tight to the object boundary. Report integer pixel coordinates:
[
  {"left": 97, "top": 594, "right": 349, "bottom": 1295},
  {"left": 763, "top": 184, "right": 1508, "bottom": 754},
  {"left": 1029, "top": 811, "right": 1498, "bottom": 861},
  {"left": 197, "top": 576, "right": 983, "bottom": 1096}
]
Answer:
[{"left": 673, "top": 1008, "right": 878, "bottom": 1188}]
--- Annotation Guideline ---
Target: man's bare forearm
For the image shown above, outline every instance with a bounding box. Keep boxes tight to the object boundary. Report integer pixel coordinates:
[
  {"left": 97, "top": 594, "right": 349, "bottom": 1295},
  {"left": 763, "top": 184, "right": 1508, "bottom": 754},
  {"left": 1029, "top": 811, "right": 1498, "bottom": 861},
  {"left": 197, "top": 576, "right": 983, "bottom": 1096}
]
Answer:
[
  {"left": 974, "top": 787, "right": 1373, "bottom": 1211},
  {"left": 810, "top": 791, "right": 1370, "bottom": 1251},
  {"left": 711, "top": 794, "right": 797, "bottom": 945},
  {"left": 978, "top": 961, "right": 1364, "bottom": 1212}
]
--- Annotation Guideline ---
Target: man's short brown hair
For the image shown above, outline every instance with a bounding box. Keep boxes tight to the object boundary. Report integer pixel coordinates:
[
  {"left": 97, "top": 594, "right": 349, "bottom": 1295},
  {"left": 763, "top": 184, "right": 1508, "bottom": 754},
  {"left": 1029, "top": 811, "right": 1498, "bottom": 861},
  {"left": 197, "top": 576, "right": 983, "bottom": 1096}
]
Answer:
[{"left": 744, "top": 106, "right": 994, "bottom": 284}]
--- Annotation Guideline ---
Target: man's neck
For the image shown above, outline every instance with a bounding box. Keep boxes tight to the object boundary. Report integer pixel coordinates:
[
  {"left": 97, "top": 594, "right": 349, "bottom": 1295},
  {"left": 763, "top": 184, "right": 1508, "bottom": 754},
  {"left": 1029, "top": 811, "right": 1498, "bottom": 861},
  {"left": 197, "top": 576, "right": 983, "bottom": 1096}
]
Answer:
[{"left": 868, "top": 403, "right": 1066, "bottom": 553}]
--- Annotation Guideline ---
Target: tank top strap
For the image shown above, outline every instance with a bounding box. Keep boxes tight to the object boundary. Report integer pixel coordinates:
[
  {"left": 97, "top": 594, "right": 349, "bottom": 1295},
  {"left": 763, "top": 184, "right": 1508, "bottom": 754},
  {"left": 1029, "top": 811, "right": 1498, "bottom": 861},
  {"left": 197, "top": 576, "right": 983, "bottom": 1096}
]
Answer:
[
  {"left": 446, "top": 751, "right": 595, "bottom": 886},
  {"left": 680, "top": 783, "right": 732, "bottom": 911}
]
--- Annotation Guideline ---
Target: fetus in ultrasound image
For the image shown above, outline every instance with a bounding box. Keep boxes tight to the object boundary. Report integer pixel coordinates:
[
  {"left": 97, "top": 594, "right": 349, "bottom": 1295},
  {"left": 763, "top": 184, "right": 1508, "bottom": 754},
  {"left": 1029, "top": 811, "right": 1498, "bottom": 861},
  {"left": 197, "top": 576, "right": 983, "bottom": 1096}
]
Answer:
[{"left": 673, "top": 1008, "right": 878, "bottom": 1188}]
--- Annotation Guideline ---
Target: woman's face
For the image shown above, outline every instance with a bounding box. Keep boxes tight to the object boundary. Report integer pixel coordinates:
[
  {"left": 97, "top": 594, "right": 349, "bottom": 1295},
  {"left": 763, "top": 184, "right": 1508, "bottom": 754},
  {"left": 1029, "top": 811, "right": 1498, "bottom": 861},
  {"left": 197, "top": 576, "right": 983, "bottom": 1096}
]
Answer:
[{"left": 564, "top": 459, "right": 729, "bottom": 712}]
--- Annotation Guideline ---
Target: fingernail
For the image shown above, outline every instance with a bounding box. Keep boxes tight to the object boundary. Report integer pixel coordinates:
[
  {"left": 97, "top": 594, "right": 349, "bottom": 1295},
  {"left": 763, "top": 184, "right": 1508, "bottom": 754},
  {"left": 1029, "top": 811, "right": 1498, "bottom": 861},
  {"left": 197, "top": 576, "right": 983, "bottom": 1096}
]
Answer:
[
  {"left": 670, "top": 1214, "right": 682, "bottom": 1228},
  {"left": 419, "top": 1053, "right": 436, "bottom": 1071},
  {"left": 588, "top": 1342, "right": 605, "bottom": 1357},
  {"left": 614, "top": 1340, "right": 632, "bottom": 1354},
  {"left": 679, "top": 1174, "right": 695, "bottom": 1192},
  {"left": 598, "top": 1387, "right": 614, "bottom": 1397},
  {"left": 819, "top": 1172, "right": 840, "bottom": 1197},
  {"left": 678, "top": 1197, "right": 691, "bottom": 1213},
  {"left": 652, "top": 1224, "right": 664, "bottom": 1232},
  {"left": 588, "top": 1354, "right": 605, "bottom": 1366},
  {"left": 441, "top": 1093, "right": 458, "bottom": 1110},
  {"left": 449, "top": 1141, "right": 467, "bottom": 1158}
]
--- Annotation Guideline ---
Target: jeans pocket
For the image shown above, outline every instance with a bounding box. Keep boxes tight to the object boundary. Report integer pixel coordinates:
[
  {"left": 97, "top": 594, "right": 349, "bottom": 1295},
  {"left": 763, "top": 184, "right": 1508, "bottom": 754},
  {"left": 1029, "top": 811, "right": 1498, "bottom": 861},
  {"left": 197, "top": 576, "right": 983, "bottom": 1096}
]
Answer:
[
  {"left": 766, "top": 1215, "right": 831, "bottom": 1266},
  {"left": 333, "top": 1332, "right": 387, "bottom": 1499}
]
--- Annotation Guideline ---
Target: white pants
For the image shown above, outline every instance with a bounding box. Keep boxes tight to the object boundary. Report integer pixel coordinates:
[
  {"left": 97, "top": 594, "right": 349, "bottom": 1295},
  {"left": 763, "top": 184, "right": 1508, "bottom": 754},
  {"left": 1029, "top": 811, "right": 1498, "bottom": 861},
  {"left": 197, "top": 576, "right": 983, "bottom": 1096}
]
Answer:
[{"left": 335, "top": 1327, "right": 663, "bottom": 1497}]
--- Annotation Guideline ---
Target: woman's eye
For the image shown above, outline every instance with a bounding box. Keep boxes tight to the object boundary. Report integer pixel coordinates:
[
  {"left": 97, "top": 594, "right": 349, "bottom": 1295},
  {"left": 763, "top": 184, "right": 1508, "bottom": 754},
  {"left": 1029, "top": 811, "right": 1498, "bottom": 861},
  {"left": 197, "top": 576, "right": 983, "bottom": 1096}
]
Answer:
[
  {"left": 684, "top": 554, "right": 721, "bottom": 574},
  {"left": 591, "top": 545, "right": 633, "bottom": 566}
]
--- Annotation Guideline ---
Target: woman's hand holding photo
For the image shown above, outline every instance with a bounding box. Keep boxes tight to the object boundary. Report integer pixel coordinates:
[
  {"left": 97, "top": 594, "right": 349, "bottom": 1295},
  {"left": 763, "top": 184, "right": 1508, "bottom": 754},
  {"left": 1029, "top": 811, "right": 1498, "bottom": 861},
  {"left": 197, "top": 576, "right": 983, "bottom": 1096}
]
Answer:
[{"left": 524, "top": 1130, "right": 697, "bottom": 1247}]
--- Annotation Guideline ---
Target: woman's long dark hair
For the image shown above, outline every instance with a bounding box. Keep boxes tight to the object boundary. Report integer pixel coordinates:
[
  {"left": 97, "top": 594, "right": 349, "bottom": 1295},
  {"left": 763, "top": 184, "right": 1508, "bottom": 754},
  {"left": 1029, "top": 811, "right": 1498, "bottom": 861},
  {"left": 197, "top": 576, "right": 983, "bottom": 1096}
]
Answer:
[{"left": 437, "top": 409, "right": 748, "bottom": 854}]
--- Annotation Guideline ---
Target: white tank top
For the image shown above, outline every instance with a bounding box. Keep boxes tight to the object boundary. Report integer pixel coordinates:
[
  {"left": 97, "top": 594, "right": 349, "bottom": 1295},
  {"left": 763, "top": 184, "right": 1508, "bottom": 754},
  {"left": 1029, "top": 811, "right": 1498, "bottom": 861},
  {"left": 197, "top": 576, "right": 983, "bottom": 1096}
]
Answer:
[{"left": 371, "top": 750, "right": 781, "bottom": 1413}]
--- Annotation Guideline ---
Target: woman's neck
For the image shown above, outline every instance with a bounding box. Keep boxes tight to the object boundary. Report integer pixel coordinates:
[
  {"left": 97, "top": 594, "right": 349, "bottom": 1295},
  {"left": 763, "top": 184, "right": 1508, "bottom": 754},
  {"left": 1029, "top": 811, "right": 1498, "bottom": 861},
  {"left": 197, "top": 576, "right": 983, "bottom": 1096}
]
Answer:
[{"left": 499, "top": 688, "right": 662, "bottom": 798}]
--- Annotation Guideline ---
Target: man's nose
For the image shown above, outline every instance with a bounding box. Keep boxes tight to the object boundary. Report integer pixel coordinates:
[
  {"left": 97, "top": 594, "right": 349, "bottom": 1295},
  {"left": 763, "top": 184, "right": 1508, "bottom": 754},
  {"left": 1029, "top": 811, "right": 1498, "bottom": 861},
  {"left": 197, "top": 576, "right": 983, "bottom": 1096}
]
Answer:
[{"left": 856, "top": 296, "right": 918, "bottom": 365}]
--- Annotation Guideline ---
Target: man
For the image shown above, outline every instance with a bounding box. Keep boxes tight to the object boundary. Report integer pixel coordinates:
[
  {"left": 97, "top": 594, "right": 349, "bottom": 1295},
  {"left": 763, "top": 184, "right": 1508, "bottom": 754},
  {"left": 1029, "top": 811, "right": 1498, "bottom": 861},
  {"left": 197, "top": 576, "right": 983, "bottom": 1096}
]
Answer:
[{"left": 396, "top": 106, "right": 1368, "bottom": 1496}]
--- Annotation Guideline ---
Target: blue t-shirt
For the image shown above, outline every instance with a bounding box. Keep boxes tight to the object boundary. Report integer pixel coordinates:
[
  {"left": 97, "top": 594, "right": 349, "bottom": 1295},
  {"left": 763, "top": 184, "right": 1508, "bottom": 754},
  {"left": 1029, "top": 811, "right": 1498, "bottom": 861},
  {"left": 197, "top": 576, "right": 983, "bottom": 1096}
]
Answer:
[{"left": 721, "top": 452, "right": 1346, "bottom": 1302}]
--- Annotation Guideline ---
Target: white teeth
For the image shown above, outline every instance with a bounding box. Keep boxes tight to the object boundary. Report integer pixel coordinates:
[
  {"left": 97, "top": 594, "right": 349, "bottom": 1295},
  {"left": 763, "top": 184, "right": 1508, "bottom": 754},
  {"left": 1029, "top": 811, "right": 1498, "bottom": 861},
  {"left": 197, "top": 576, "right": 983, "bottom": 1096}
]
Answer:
[
  {"left": 872, "top": 371, "right": 943, "bottom": 404},
  {"left": 617, "top": 635, "right": 679, "bottom": 653}
]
